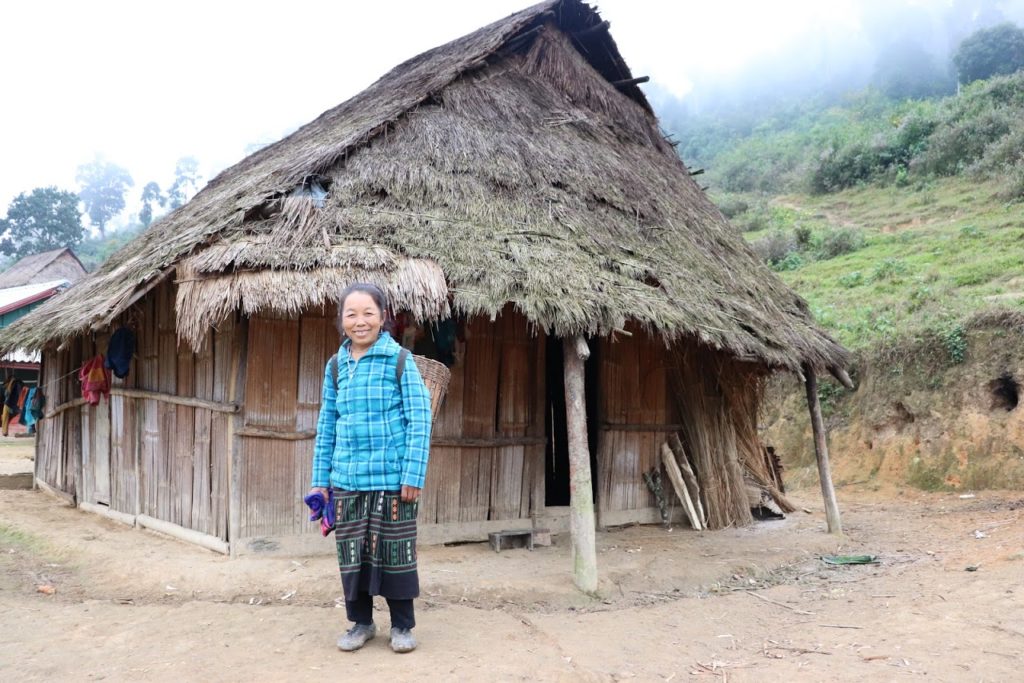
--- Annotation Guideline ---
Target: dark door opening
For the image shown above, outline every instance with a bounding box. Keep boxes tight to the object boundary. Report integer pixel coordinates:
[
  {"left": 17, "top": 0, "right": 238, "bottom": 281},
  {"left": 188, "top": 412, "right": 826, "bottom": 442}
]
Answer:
[{"left": 544, "top": 336, "right": 599, "bottom": 507}]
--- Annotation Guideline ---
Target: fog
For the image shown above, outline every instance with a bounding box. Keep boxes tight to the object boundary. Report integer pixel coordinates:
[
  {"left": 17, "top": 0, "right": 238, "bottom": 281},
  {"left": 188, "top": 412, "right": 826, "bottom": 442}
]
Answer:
[
  {"left": 2, "top": 0, "right": 1024, "bottom": 232},
  {"left": 653, "top": 0, "right": 1024, "bottom": 124}
]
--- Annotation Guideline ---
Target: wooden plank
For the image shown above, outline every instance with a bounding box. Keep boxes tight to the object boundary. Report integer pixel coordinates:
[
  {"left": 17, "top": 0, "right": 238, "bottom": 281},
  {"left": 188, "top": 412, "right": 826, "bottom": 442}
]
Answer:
[
  {"left": 461, "top": 316, "right": 499, "bottom": 438},
  {"left": 228, "top": 315, "right": 249, "bottom": 552},
  {"left": 138, "top": 286, "right": 158, "bottom": 391},
  {"left": 661, "top": 442, "right": 702, "bottom": 530},
  {"left": 93, "top": 396, "right": 111, "bottom": 506},
  {"left": 210, "top": 315, "right": 235, "bottom": 541},
  {"left": 80, "top": 405, "right": 93, "bottom": 503},
  {"left": 433, "top": 337, "right": 464, "bottom": 439},
  {"left": 156, "top": 281, "right": 177, "bottom": 523},
  {"left": 140, "top": 398, "right": 160, "bottom": 517},
  {"left": 418, "top": 449, "right": 440, "bottom": 526},
  {"left": 490, "top": 445, "right": 524, "bottom": 520},
  {"left": 193, "top": 333, "right": 214, "bottom": 536},
  {"left": 176, "top": 341, "right": 196, "bottom": 528},
  {"left": 436, "top": 447, "right": 462, "bottom": 525}
]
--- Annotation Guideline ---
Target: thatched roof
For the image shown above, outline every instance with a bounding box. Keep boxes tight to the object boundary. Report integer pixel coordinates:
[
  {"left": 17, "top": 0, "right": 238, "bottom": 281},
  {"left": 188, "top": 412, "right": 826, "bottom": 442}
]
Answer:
[{"left": 0, "top": 0, "right": 848, "bottom": 374}]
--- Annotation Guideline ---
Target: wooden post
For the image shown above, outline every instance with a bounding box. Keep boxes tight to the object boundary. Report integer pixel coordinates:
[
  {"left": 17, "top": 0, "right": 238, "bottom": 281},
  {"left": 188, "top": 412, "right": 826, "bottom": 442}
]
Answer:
[
  {"left": 227, "top": 315, "right": 249, "bottom": 556},
  {"left": 803, "top": 363, "right": 842, "bottom": 534},
  {"left": 563, "top": 336, "right": 598, "bottom": 594}
]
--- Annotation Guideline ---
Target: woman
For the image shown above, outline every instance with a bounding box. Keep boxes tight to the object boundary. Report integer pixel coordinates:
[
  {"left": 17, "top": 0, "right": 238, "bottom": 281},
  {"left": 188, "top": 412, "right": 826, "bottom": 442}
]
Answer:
[{"left": 308, "top": 283, "right": 432, "bottom": 654}]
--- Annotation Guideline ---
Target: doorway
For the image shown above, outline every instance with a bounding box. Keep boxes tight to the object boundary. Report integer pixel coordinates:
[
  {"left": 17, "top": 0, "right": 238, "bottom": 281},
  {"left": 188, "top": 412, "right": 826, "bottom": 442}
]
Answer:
[{"left": 543, "top": 335, "right": 599, "bottom": 506}]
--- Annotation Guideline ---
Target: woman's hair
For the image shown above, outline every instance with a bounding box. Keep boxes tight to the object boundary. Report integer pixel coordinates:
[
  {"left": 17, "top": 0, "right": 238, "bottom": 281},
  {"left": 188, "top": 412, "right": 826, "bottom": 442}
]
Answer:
[{"left": 336, "top": 282, "right": 394, "bottom": 334}]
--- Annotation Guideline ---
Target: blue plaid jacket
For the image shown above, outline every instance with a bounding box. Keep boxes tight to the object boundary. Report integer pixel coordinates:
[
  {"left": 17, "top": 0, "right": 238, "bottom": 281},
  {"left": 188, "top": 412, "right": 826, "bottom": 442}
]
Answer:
[{"left": 311, "top": 332, "right": 432, "bottom": 491}]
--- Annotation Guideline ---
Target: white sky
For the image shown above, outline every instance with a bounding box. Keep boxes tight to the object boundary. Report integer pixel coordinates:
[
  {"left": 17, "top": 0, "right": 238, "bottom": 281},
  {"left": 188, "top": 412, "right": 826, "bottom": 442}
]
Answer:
[{"left": 0, "top": 0, "right": 869, "bottom": 221}]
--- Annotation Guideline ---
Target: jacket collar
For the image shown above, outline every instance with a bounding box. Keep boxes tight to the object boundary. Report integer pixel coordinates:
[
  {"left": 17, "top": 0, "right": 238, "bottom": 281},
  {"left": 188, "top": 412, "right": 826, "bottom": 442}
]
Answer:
[{"left": 339, "top": 331, "right": 399, "bottom": 361}]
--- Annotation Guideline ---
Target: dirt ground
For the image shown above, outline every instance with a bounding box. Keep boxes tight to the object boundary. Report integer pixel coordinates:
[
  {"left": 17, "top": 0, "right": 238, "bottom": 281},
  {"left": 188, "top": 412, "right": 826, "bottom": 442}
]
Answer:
[
  {"left": 0, "top": 437, "right": 34, "bottom": 477},
  {"left": 1, "top": 476, "right": 1021, "bottom": 683}
]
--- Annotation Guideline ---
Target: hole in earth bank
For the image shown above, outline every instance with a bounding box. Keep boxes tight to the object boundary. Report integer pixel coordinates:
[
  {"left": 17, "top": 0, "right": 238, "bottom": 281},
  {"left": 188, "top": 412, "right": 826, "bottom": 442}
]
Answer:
[{"left": 988, "top": 372, "right": 1020, "bottom": 411}]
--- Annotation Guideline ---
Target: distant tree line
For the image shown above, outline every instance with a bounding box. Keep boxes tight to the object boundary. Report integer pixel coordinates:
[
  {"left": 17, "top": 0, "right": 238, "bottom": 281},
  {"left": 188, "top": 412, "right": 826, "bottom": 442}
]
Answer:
[
  {"left": 673, "top": 23, "right": 1024, "bottom": 202},
  {"left": 0, "top": 155, "right": 202, "bottom": 266}
]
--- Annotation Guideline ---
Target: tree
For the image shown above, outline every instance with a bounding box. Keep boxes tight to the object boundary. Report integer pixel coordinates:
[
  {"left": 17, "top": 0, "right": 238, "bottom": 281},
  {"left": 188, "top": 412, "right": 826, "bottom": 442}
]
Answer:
[
  {"left": 0, "top": 187, "right": 84, "bottom": 259},
  {"left": 166, "top": 157, "right": 201, "bottom": 210},
  {"left": 139, "top": 181, "right": 165, "bottom": 227},
  {"left": 953, "top": 23, "right": 1024, "bottom": 84},
  {"left": 76, "top": 155, "right": 134, "bottom": 238}
]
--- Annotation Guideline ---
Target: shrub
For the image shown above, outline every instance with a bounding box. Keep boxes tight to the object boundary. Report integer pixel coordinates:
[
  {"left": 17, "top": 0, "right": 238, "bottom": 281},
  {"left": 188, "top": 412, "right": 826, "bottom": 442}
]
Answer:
[
  {"left": 750, "top": 231, "right": 797, "bottom": 265},
  {"left": 818, "top": 227, "right": 866, "bottom": 259},
  {"left": 940, "top": 324, "right": 968, "bottom": 364},
  {"left": 793, "top": 224, "right": 813, "bottom": 247},
  {"left": 968, "top": 125, "right": 1024, "bottom": 177},
  {"left": 838, "top": 271, "right": 865, "bottom": 288},
  {"left": 871, "top": 258, "right": 909, "bottom": 282},
  {"left": 715, "top": 195, "right": 750, "bottom": 219},
  {"left": 774, "top": 251, "right": 805, "bottom": 271},
  {"left": 734, "top": 204, "right": 771, "bottom": 232},
  {"left": 914, "top": 107, "right": 1016, "bottom": 175},
  {"left": 998, "top": 159, "right": 1024, "bottom": 200}
]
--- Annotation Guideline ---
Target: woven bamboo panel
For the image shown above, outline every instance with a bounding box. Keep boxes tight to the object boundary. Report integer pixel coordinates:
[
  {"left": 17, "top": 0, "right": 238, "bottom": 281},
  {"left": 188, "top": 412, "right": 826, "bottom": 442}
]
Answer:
[
  {"left": 243, "top": 315, "right": 299, "bottom": 430},
  {"left": 597, "top": 327, "right": 672, "bottom": 514}
]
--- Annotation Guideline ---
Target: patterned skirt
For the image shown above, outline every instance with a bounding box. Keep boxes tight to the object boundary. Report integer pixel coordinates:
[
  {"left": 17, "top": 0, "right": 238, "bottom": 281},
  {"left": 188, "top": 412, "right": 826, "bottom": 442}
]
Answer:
[{"left": 333, "top": 489, "right": 420, "bottom": 601}]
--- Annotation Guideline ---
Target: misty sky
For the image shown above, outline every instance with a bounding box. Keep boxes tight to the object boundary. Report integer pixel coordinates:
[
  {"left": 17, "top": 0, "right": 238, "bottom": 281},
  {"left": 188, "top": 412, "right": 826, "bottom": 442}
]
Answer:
[{"left": 2, "top": 0, "right": 1022, "bottom": 227}]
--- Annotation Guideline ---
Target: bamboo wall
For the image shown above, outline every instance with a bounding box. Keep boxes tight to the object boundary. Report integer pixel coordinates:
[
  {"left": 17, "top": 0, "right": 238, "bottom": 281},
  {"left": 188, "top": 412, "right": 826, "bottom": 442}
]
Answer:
[
  {"left": 35, "top": 280, "right": 235, "bottom": 540},
  {"left": 595, "top": 326, "right": 677, "bottom": 526},
  {"left": 236, "top": 309, "right": 333, "bottom": 541},
  {"left": 418, "top": 309, "right": 546, "bottom": 535}
]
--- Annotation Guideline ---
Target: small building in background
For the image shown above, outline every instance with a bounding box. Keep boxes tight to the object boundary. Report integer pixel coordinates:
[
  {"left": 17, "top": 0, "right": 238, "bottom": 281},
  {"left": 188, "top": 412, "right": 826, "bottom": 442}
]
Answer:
[
  {"left": 0, "top": 249, "right": 85, "bottom": 431},
  {"left": 0, "top": 247, "right": 87, "bottom": 289}
]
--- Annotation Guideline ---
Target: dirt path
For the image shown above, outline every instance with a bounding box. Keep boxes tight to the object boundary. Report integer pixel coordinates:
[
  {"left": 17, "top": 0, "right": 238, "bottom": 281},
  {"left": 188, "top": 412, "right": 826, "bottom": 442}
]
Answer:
[{"left": 1, "top": 485, "right": 1021, "bottom": 682}]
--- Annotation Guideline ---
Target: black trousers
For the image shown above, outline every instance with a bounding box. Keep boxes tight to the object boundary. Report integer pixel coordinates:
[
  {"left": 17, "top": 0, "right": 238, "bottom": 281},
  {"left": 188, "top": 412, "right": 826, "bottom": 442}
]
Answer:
[{"left": 346, "top": 590, "right": 415, "bottom": 630}]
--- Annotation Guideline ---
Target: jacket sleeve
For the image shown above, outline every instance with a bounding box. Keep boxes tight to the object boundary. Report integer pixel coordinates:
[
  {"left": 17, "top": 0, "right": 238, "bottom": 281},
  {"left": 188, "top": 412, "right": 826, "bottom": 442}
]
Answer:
[
  {"left": 311, "top": 359, "right": 337, "bottom": 488},
  {"left": 399, "top": 358, "right": 433, "bottom": 489}
]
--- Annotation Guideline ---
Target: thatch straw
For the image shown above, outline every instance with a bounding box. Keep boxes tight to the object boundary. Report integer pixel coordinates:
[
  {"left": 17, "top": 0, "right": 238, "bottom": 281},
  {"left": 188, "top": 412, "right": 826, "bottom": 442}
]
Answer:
[
  {"left": 670, "top": 346, "right": 755, "bottom": 529},
  {"left": 0, "top": 0, "right": 848, "bottom": 375}
]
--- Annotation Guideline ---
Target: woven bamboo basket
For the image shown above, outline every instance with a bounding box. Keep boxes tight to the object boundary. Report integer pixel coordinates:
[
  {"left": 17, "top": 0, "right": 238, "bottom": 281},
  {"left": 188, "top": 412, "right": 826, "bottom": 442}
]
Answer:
[{"left": 412, "top": 355, "right": 452, "bottom": 423}]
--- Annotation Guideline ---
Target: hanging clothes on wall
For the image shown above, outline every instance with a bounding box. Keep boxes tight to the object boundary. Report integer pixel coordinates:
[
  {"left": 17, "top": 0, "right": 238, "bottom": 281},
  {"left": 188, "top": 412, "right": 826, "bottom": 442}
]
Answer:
[
  {"left": 79, "top": 355, "right": 111, "bottom": 405},
  {"left": 1, "top": 377, "right": 23, "bottom": 436},
  {"left": 29, "top": 388, "right": 45, "bottom": 421},
  {"left": 104, "top": 326, "right": 136, "bottom": 379},
  {"left": 22, "top": 387, "right": 37, "bottom": 432}
]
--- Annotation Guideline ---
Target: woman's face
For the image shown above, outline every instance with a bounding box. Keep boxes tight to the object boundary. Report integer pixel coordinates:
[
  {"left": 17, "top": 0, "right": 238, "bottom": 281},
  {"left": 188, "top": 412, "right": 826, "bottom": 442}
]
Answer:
[{"left": 341, "top": 291, "right": 384, "bottom": 349}]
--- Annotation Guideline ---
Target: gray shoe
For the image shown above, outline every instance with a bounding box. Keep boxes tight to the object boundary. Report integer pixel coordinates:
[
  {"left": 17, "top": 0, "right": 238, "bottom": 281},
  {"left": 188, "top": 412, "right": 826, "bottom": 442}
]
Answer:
[
  {"left": 337, "top": 622, "right": 376, "bottom": 651},
  {"left": 390, "top": 627, "right": 417, "bottom": 653}
]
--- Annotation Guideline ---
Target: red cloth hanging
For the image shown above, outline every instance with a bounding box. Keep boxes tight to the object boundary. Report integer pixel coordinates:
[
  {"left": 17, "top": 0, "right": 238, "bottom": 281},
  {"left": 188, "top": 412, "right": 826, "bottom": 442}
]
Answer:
[{"left": 79, "top": 355, "right": 111, "bottom": 405}]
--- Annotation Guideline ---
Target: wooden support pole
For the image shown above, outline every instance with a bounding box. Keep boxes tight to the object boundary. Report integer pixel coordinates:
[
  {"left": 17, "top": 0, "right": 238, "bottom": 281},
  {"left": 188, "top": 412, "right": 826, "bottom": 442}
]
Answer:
[
  {"left": 563, "top": 336, "right": 598, "bottom": 594},
  {"left": 803, "top": 363, "right": 842, "bottom": 534}
]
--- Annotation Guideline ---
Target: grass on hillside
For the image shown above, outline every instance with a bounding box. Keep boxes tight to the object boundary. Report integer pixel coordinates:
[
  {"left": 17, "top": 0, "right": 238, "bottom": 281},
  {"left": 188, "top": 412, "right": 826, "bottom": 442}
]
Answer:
[{"left": 733, "top": 177, "right": 1024, "bottom": 352}]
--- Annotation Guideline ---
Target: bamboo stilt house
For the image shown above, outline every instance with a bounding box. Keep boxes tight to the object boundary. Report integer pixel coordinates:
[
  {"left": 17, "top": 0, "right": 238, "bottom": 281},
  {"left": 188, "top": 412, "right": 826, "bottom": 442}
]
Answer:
[{"left": 0, "top": 0, "right": 849, "bottom": 563}]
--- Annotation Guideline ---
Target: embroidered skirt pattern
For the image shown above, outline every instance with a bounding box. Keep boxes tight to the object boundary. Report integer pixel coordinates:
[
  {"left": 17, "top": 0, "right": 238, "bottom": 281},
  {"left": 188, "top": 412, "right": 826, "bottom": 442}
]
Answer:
[{"left": 333, "top": 489, "right": 419, "bottom": 601}]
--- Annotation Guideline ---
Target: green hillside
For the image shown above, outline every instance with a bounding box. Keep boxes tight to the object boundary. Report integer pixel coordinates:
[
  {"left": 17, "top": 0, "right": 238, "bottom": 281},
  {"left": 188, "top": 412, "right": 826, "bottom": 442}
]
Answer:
[{"left": 678, "top": 72, "right": 1024, "bottom": 358}]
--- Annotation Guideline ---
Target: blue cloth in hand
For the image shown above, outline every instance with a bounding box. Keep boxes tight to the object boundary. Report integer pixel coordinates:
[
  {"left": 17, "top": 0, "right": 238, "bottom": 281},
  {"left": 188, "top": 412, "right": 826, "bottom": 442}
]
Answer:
[{"left": 303, "top": 490, "right": 335, "bottom": 536}]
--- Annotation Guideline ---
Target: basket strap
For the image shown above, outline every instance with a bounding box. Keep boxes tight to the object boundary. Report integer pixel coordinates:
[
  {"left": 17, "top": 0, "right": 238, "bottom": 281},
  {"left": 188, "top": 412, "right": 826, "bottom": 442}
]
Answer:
[{"left": 396, "top": 348, "right": 409, "bottom": 386}]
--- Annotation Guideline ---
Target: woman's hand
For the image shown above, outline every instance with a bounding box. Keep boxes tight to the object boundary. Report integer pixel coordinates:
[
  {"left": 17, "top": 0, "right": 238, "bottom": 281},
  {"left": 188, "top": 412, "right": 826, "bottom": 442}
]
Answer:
[
  {"left": 307, "top": 486, "right": 329, "bottom": 500},
  {"left": 400, "top": 485, "right": 421, "bottom": 503}
]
